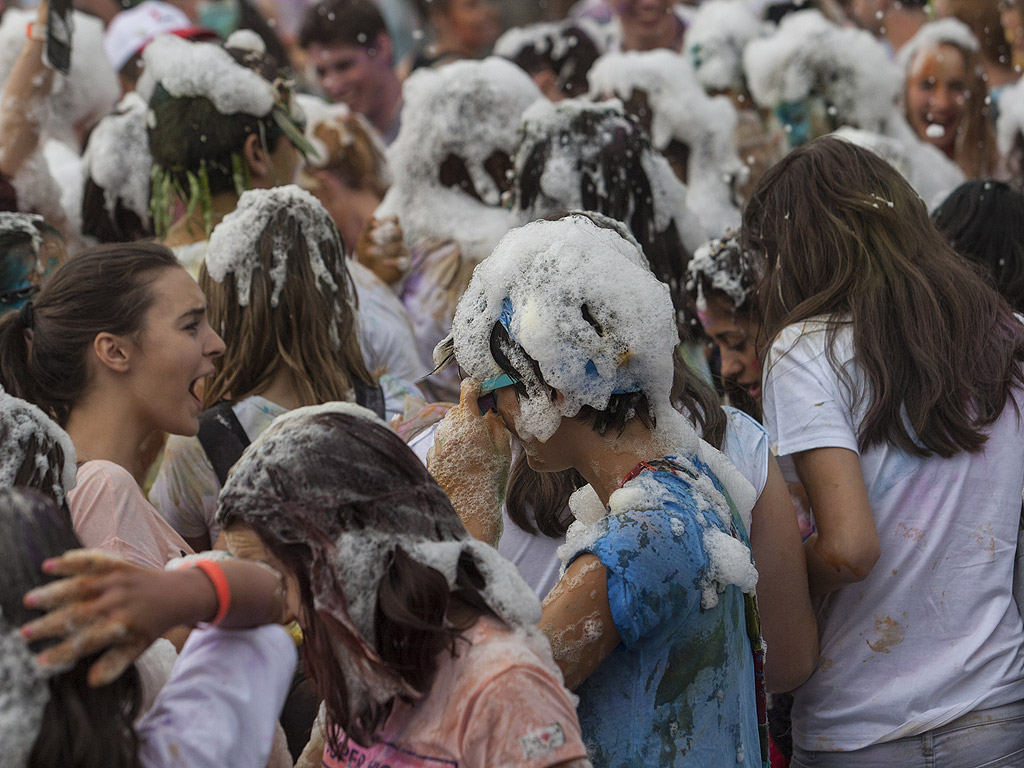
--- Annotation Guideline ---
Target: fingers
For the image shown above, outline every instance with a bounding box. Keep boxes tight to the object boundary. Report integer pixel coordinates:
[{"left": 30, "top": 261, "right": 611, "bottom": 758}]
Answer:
[
  {"left": 36, "top": 620, "right": 131, "bottom": 671},
  {"left": 23, "top": 575, "right": 103, "bottom": 612},
  {"left": 40, "top": 549, "right": 131, "bottom": 578},
  {"left": 88, "top": 641, "right": 149, "bottom": 688}
]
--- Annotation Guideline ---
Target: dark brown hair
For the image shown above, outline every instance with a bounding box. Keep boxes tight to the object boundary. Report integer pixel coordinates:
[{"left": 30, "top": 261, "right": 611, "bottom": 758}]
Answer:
[
  {"left": 0, "top": 243, "right": 181, "bottom": 427},
  {"left": 744, "top": 136, "right": 1024, "bottom": 457},
  {"left": 299, "top": 0, "right": 389, "bottom": 52},
  {"left": 0, "top": 488, "right": 142, "bottom": 768},
  {"left": 503, "top": 343, "right": 728, "bottom": 537},
  {"left": 216, "top": 411, "right": 500, "bottom": 751},
  {"left": 200, "top": 201, "right": 375, "bottom": 409}
]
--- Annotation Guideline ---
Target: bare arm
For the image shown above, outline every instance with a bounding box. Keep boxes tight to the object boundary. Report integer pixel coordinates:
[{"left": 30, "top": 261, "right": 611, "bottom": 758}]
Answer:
[
  {"left": 749, "top": 455, "right": 819, "bottom": 692},
  {"left": 540, "top": 554, "right": 622, "bottom": 690},
  {"left": 21, "top": 550, "right": 288, "bottom": 686},
  {"left": 0, "top": 0, "right": 54, "bottom": 180},
  {"left": 792, "top": 447, "right": 880, "bottom": 597}
]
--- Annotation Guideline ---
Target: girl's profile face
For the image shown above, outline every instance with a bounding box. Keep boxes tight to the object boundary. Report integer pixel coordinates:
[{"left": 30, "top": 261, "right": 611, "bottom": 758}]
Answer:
[
  {"left": 697, "top": 294, "right": 763, "bottom": 400},
  {"left": 123, "top": 267, "right": 225, "bottom": 437},
  {"left": 224, "top": 522, "right": 303, "bottom": 623},
  {"left": 906, "top": 43, "right": 969, "bottom": 158}
]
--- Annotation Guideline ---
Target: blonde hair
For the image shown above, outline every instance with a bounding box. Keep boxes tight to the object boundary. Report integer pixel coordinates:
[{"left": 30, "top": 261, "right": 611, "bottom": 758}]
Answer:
[{"left": 201, "top": 206, "right": 374, "bottom": 409}]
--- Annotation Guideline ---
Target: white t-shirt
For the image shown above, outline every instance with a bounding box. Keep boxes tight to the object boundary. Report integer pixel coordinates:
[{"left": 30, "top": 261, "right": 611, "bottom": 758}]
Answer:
[
  {"left": 137, "top": 624, "right": 296, "bottom": 768},
  {"left": 497, "top": 406, "right": 772, "bottom": 599},
  {"left": 762, "top": 319, "right": 1024, "bottom": 751}
]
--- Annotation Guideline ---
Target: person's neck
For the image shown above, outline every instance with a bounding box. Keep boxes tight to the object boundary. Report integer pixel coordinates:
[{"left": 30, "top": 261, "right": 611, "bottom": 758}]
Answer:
[
  {"left": 566, "top": 418, "right": 664, "bottom": 507},
  {"left": 253, "top": 367, "right": 308, "bottom": 412},
  {"left": 66, "top": 394, "right": 151, "bottom": 475},
  {"left": 162, "top": 191, "right": 240, "bottom": 248},
  {"left": 369, "top": 75, "right": 403, "bottom": 137},
  {"left": 431, "top": 30, "right": 478, "bottom": 61}
]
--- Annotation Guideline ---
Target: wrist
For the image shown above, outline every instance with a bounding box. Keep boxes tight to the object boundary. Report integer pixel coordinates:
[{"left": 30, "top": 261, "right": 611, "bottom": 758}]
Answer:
[{"left": 167, "top": 568, "right": 220, "bottom": 627}]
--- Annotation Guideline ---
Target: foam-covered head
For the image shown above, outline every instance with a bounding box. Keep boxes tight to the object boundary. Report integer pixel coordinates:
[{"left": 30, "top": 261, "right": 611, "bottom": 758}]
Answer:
[
  {"left": 0, "top": 390, "right": 77, "bottom": 512},
  {"left": 0, "top": 10, "right": 119, "bottom": 148},
  {"left": 376, "top": 57, "right": 541, "bottom": 262},
  {"left": 451, "top": 214, "right": 678, "bottom": 442},
  {"left": 896, "top": 17, "right": 980, "bottom": 75},
  {"left": 205, "top": 185, "right": 341, "bottom": 311},
  {"left": 743, "top": 9, "right": 900, "bottom": 136},
  {"left": 684, "top": 0, "right": 764, "bottom": 94},
  {"left": 686, "top": 230, "right": 763, "bottom": 316},
  {"left": 81, "top": 92, "right": 153, "bottom": 236},
  {"left": 586, "top": 49, "right": 744, "bottom": 236},
  {"left": 216, "top": 402, "right": 540, "bottom": 732}
]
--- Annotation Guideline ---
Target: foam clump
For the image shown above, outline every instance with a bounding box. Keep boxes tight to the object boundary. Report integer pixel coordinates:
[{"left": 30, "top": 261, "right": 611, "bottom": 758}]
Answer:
[
  {"left": 81, "top": 92, "right": 153, "bottom": 224},
  {"left": 205, "top": 184, "right": 340, "bottom": 310},
  {"left": 0, "top": 607, "right": 50, "bottom": 768},
  {"left": 896, "top": 17, "right": 979, "bottom": 76},
  {"left": 743, "top": 9, "right": 900, "bottom": 134},
  {"left": 587, "top": 50, "right": 744, "bottom": 238},
  {"left": 0, "top": 9, "right": 119, "bottom": 149},
  {"left": 138, "top": 34, "right": 276, "bottom": 116},
  {"left": 686, "top": 229, "right": 761, "bottom": 313},
  {"left": 452, "top": 214, "right": 678, "bottom": 442},
  {"left": 997, "top": 77, "right": 1024, "bottom": 155},
  {"left": 376, "top": 57, "right": 541, "bottom": 263},
  {"left": 684, "top": 0, "right": 765, "bottom": 94},
  {"left": 0, "top": 389, "right": 77, "bottom": 508},
  {"left": 225, "top": 28, "right": 266, "bottom": 55}
]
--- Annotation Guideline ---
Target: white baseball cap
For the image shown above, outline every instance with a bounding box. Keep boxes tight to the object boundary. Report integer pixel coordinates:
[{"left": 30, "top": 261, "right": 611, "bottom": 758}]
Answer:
[{"left": 104, "top": 0, "right": 205, "bottom": 72}]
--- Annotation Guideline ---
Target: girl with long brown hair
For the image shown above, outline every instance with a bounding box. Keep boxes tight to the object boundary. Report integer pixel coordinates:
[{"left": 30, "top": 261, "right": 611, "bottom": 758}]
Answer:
[
  {"left": 151, "top": 186, "right": 385, "bottom": 553},
  {"left": 746, "top": 135, "right": 1024, "bottom": 766},
  {"left": 0, "top": 242, "right": 224, "bottom": 570}
]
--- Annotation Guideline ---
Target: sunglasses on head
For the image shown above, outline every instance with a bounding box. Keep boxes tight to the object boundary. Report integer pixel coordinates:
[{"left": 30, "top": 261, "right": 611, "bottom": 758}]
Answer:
[{"left": 476, "top": 372, "right": 518, "bottom": 415}]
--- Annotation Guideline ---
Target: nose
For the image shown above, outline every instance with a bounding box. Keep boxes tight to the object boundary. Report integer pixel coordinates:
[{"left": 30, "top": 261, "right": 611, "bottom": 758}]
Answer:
[
  {"left": 929, "top": 85, "right": 955, "bottom": 114},
  {"left": 207, "top": 327, "right": 226, "bottom": 359},
  {"left": 320, "top": 70, "right": 346, "bottom": 102},
  {"left": 719, "top": 347, "right": 745, "bottom": 380}
]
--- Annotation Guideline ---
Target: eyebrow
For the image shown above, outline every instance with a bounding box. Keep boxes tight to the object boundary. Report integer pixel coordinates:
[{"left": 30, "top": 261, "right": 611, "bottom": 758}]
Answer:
[{"left": 178, "top": 306, "right": 206, "bottom": 322}]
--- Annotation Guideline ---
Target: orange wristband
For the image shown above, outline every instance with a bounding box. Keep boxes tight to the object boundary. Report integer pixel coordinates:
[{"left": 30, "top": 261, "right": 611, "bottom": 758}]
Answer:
[{"left": 191, "top": 559, "right": 232, "bottom": 625}]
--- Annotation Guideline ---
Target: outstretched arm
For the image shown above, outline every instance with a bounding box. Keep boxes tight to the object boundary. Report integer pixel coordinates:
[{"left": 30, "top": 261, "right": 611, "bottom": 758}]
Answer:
[{"left": 20, "top": 549, "right": 289, "bottom": 686}]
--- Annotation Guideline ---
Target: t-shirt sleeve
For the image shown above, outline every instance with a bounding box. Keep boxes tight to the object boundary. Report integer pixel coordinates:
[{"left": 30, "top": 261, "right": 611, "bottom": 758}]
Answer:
[
  {"left": 136, "top": 625, "right": 297, "bottom": 768},
  {"left": 583, "top": 507, "right": 703, "bottom": 646},
  {"left": 460, "top": 664, "right": 589, "bottom": 768},
  {"left": 149, "top": 434, "right": 220, "bottom": 540},
  {"left": 762, "top": 323, "right": 860, "bottom": 457},
  {"left": 722, "top": 407, "right": 771, "bottom": 500}
]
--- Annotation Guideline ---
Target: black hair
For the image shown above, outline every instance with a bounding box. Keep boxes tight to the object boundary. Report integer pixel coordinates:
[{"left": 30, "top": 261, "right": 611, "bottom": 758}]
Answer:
[
  {"left": 504, "top": 23, "right": 602, "bottom": 99},
  {"left": 299, "top": 0, "right": 390, "bottom": 54},
  {"left": 932, "top": 180, "right": 1024, "bottom": 314},
  {"left": 0, "top": 488, "right": 142, "bottom": 768}
]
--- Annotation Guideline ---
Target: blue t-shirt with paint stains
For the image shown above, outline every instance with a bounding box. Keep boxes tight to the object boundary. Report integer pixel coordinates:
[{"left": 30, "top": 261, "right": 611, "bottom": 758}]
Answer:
[{"left": 571, "top": 461, "right": 759, "bottom": 768}]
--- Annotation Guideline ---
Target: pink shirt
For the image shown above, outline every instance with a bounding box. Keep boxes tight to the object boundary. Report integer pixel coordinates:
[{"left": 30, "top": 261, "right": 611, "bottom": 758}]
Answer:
[
  {"left": 70, "top": 460, "right": 192, "bottom": 569},
  {"left": 323, "top": 618, "right": 588, "bottom": 768}
]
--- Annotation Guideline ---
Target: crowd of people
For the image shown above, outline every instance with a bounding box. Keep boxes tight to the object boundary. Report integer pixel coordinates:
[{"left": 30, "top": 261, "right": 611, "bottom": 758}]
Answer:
[{"left": 2, "top": 0, "right": 1024, "bottom": 766}]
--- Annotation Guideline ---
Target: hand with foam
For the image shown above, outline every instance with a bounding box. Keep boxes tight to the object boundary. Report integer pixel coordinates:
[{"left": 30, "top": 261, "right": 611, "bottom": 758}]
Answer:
[
  {"left": 427, "top": 378, "right": 512, "bottom": 547},
  {"left": 20, "top": 549, "right": 287, "bottom": 686},
  {"left": 356, "top": 214, "right": 411, "bottom": 286}
]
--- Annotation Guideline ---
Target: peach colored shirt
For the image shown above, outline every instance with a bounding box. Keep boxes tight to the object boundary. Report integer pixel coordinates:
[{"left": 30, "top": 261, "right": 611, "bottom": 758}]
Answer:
[
  {"left": 323, "top": 618, "right": 587, "bottom": 768},
  {"left": 70, "top": 460, "right": 192, "bottom": 569}
]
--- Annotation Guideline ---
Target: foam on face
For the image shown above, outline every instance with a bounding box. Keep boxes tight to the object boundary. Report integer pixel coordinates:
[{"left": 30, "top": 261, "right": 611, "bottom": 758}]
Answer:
[
  {"left": 138, "top": 34, "right": 276, "bottom": 116},
  {"left": 205, "top": 184, "right": 341, "bottom": 315},
  {"left": 82, "top": 92, "right": 153, "bottom": 223},
  {"left": 375, "top": 57, "right": 541, "bottom": 263},
  {"left": 684, "top": 0, "right": 765, "bottom": 94},
  {"left": 452, "top": 214, "right": 679, "bottom": 443},
  {"left": 0, "top": 390, "right": 77, "bottom": 507},
  {"left": 586, "top": 51, "right": 744, "bottom": 239},
  {"left": 743, "top": 9, "right": 900, "bottom": 135}
]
